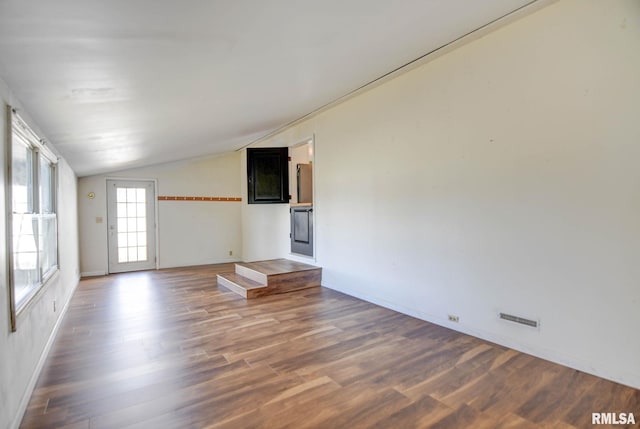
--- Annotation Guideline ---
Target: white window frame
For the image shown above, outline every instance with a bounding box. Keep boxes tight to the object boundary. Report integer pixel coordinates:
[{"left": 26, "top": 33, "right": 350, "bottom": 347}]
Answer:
[{"left": 6, "top": 106, "right": 59, "bottom": 331}]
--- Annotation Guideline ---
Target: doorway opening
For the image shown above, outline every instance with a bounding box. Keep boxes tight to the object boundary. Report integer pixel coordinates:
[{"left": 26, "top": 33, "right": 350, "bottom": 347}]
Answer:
[{"left": 289, "top": 138, "right": 315, "bottom": 258}]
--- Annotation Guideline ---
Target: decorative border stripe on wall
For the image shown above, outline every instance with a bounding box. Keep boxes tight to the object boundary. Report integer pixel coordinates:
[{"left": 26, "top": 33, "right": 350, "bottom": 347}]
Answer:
[{"left": 158, "top": 196, "right": 242, "bottom": 202}]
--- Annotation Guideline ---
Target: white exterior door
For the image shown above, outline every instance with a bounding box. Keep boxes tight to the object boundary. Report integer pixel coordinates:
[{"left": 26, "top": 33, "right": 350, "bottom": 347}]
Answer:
[{"left": 107, "top": 179, "right": 156, "bottom": 273}]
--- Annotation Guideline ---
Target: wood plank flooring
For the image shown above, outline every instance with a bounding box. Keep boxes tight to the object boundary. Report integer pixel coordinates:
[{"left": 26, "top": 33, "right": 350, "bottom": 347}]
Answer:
[
  {"left": 20, "top": 264, "right": 640, "bottom": 428},
  {"left": 235, "top": 259, "right": 320, "bottom": 276}
]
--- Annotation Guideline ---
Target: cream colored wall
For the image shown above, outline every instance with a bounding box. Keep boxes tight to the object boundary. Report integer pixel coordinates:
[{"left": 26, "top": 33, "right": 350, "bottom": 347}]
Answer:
[
  {"left": 241, "top": 0, "right": 640, "bottom": 388},
  {"left": 78, "top": 152, "right": 242, "bottom": 274},
  {"left": 0, "top": 77, "right": 80, "bottom": 429}
]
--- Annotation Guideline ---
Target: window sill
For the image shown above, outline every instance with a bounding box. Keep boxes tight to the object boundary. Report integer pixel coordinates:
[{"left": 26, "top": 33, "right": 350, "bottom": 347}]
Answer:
[{"left": 14, "top": 267, "right": 60, "bottom": 325}]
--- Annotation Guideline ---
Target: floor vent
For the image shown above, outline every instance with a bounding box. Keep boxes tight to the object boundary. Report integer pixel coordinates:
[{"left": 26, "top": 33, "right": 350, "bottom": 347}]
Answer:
[{"left": 499, "top": 312, "right": 538, "bottom": 328}]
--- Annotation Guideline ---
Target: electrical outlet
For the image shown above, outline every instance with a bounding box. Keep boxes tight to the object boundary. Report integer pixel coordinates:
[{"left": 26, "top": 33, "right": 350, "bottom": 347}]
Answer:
[
  {"left": 448, "top": 314, "right": 459, "bottom": 323},
  {"left": 228, "top": 250, "right": 233, "bottom": 256}
]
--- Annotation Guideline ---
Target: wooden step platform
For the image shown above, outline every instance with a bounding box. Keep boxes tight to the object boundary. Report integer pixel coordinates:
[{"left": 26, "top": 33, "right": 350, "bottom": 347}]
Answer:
[{"left": 217, "top": 259, "right": 322, "bottom": 299}]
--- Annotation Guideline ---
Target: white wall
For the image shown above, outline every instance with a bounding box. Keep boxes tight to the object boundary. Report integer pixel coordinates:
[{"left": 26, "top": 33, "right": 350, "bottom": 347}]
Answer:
[
  {"left": 78, "top": 152, "right": 242, "bottom": 274},
  {"left": 241, "top": 0, "right": 640, "bottom": 389},
  {"left": 0, "top": 77, "right": 80, "bottom": 429}
]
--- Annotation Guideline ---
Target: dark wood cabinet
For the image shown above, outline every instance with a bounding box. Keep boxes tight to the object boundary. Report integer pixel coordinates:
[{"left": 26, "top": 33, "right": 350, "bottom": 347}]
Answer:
[{"left": 247, "top": 148, "right": 289, "bottom": 204}]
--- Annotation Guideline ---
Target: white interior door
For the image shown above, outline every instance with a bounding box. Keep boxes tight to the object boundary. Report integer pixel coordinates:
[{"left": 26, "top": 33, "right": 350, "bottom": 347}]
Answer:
[{"left": 107, "top": 179, "right": 156, "bottom": 273}]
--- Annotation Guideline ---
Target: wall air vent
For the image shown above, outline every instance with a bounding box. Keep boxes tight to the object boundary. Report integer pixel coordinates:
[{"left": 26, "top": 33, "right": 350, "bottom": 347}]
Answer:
[{"left": 499, "top": 312, "right": 538, "bottom": 328}]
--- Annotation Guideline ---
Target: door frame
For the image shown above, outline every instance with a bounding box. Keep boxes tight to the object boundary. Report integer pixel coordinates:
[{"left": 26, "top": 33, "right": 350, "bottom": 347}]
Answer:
[
  {"left": 288, "top": 135, "right": 317, "bottom": 262},
  {"left": 106, "top": 177, "right": 159, "bottom": 274}
]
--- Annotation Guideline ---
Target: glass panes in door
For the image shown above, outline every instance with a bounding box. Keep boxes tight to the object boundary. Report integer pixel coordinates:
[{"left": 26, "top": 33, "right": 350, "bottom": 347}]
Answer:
[
  {"left": 107, "top": 179, "right": 156, "bottom": 274},
  {"left": 116, "top": 187, "right": 148, "bottom": 263}
]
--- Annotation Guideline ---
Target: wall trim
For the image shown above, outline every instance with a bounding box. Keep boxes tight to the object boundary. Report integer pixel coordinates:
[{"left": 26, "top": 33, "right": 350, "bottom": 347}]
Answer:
[
  {"left": 81, "top": 271, "right": 107, "bottom": 277},
  {"left": 10, "top": 276, "right": 81, "bottom": 429},
  {"left": 321, "top": 280, "right": 640, "bottom": 391},
  {"left": 158, "top": 196, "right": 241, "bottom": 202}
]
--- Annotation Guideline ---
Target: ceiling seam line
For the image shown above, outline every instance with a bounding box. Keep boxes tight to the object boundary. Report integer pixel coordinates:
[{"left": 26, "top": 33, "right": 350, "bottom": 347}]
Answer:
[{"left": 235, "top": 0, "right": 553, "bottom": 151}]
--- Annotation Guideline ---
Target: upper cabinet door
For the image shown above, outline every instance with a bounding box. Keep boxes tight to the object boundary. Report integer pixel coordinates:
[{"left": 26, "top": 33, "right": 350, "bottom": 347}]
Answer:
[{"left": 247, "top": 147, "right": 290, "bottom": 204}]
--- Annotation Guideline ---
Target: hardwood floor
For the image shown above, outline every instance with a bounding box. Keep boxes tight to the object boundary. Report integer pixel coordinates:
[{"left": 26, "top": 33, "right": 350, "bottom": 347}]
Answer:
[{"left": 20, "top": 264, "right": 640, "bottom": 428}]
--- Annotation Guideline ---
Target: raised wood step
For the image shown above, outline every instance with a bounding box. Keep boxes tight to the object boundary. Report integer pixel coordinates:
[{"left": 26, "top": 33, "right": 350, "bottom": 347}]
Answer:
[
  {"left": 217, "top": 259, "right": 321, "bottom": 299},
  {"left": 235, "top": 264, "right": 267, "bottom": 284},
  {"left": 216, "top": 272, "right": 267, "bottom": 299},
  {"left": 236, "top": 259, "right": 320, "bottom": 277}
]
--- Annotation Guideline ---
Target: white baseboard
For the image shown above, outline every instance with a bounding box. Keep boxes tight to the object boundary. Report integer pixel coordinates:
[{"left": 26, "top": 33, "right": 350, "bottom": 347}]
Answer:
[
  {"left": 10, "top": 277, "right": 80, "bottom": 429},
  {"left": 80, "top": 271, "right": 106, "bottom": 277}
]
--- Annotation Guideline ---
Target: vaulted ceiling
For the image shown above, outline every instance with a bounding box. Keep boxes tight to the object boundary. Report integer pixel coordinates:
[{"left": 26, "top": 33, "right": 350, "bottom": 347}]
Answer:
[{"left": 0, "top": 0, "right": 537, "bottom": 177}]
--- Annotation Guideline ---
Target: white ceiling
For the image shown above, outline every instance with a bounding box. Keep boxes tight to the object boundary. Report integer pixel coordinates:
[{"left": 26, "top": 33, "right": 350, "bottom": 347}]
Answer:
[{"left": 0, "top": 0, "right": 536, "bottom": 177}]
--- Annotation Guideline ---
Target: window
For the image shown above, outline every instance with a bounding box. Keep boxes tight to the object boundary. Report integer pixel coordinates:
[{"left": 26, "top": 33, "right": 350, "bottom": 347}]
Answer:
[
  {"left": 7, "top": 108, "right": 58, "bottom": 329},
  {"left": 247, "top": 147, "right": 289, "bottom": 204}
]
